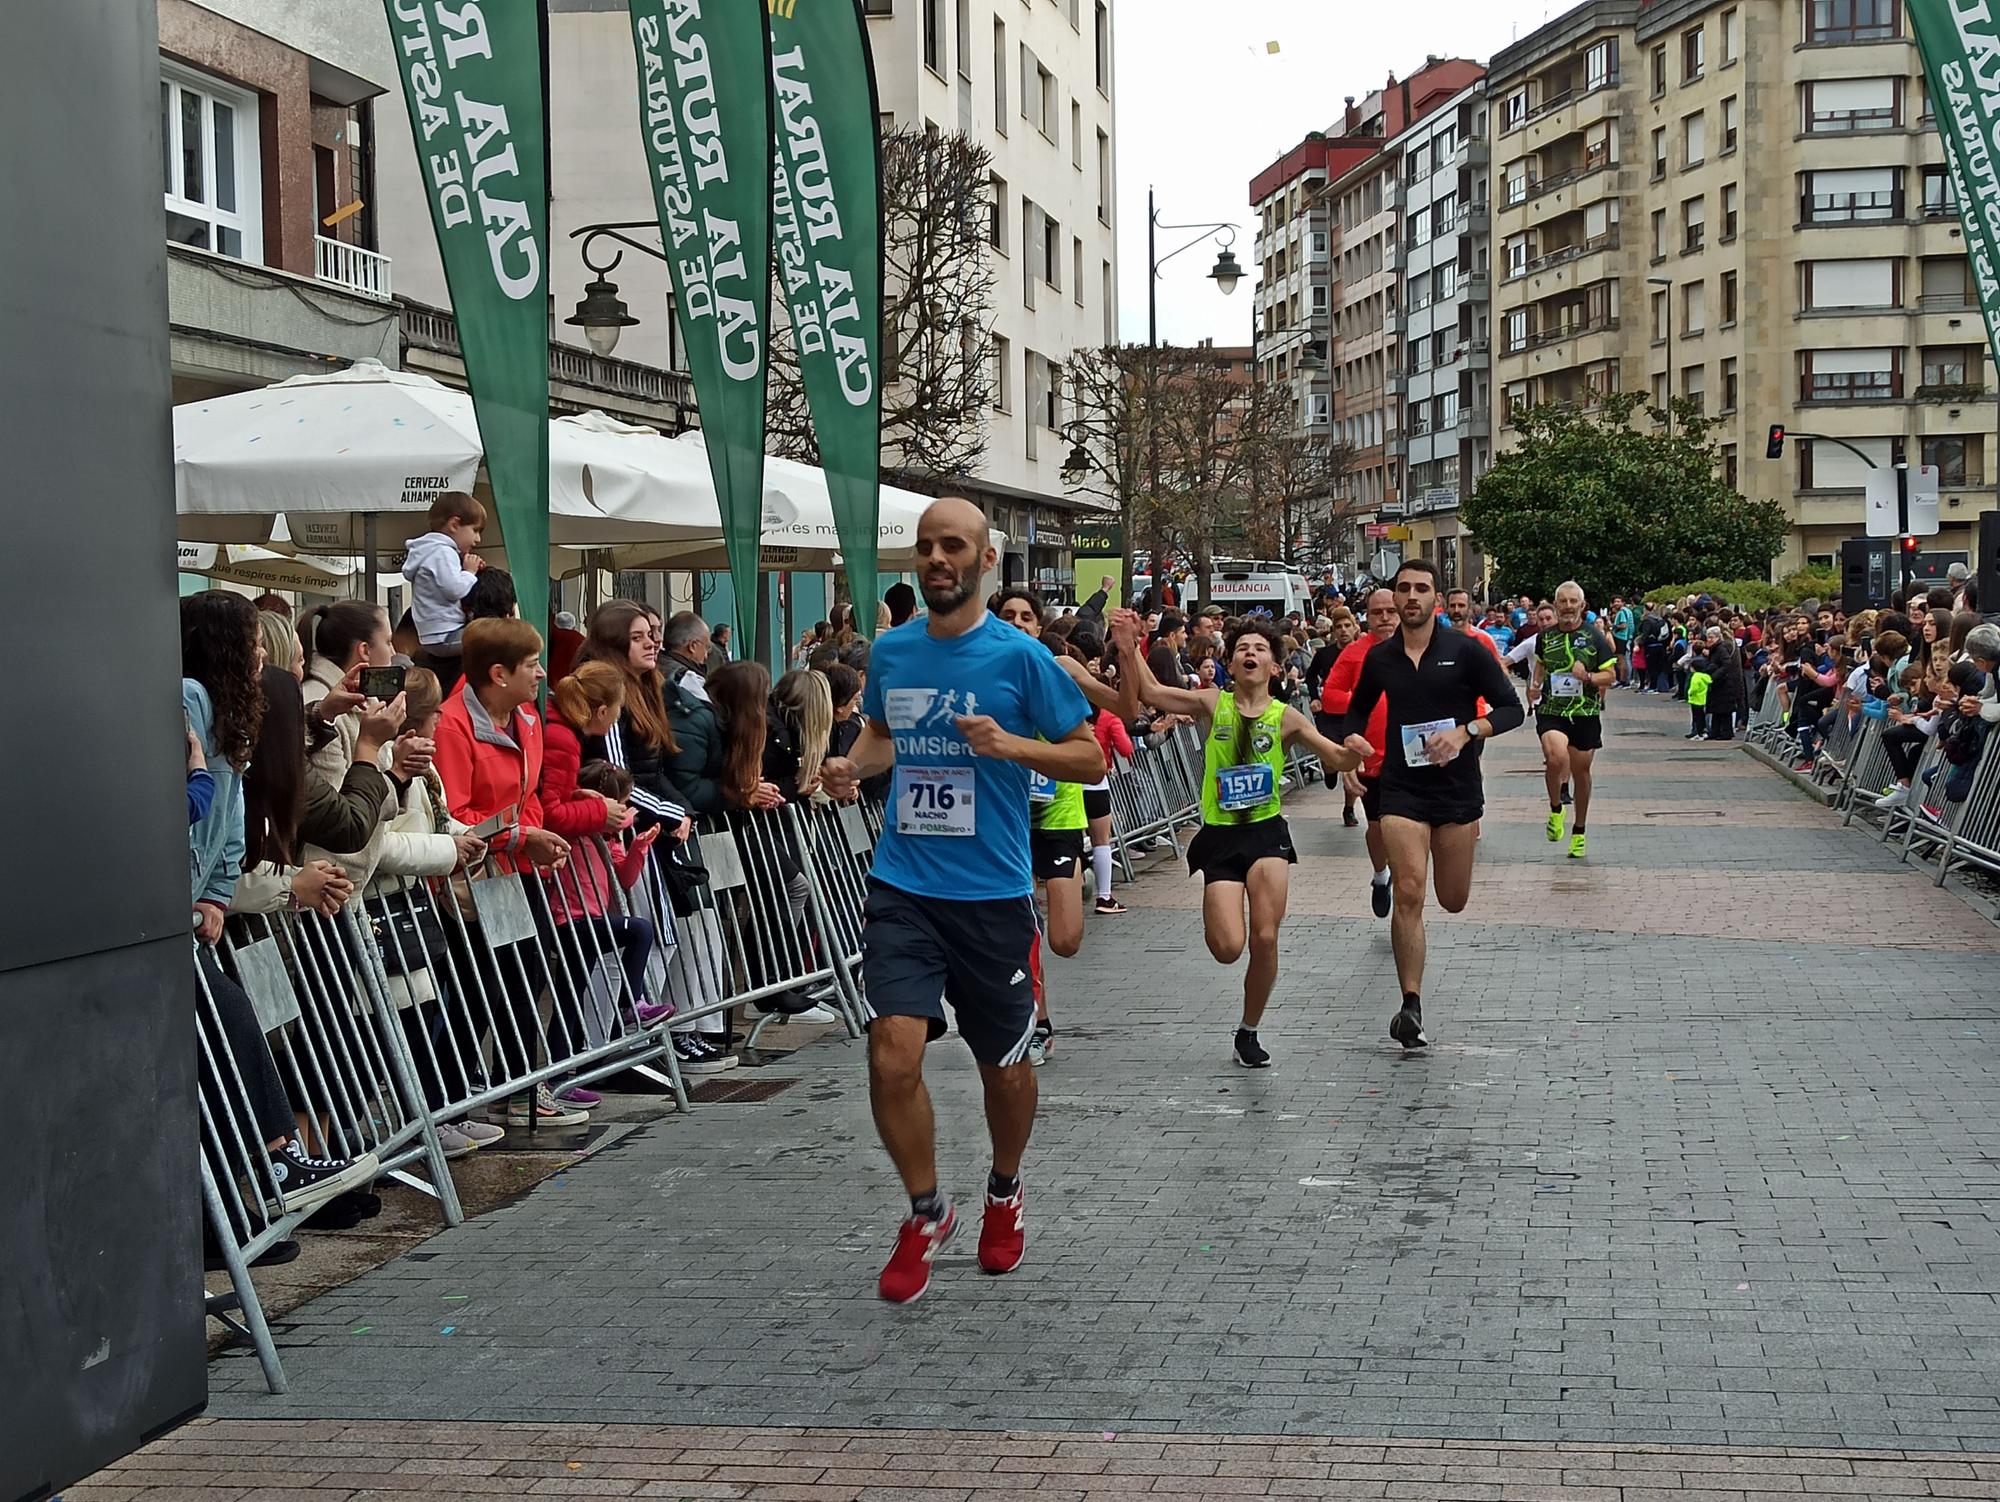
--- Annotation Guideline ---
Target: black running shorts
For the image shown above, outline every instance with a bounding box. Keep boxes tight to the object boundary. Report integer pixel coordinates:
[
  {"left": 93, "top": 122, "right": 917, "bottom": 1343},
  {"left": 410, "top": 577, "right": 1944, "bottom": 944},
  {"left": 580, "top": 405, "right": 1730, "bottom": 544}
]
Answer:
[
  {"left": 1185, "top": 816, "right": 1297, "bottom": 886},
  {"left": 861, "top": 879, "right": 1039, "bottom": 1068},
  {"left": 1536, "top": 712, "right": 1603, "bottom": 752},
  {"left": 1375, "top": 787, "right": 1483, "bottom": 827},
  {"left": 1082, "top": 786, "right": 1112, "bottom": 822},
  {"left": 1030, "top": 827, "right": 1086, "bottom": 880},
  {"left": 1357, "top": 773, "right": 1382, "bottom": 822}
]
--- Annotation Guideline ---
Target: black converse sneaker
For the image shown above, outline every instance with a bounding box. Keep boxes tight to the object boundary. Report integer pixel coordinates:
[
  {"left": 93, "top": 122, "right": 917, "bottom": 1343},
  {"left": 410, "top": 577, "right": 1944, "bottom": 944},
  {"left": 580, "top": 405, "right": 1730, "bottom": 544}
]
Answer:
[
  {"left": 264, "top": 1142, "right": 380, "bottom": 1215},
  {"left": 1233, "top": 1028, "right": 1271, "bottom": 1069}
]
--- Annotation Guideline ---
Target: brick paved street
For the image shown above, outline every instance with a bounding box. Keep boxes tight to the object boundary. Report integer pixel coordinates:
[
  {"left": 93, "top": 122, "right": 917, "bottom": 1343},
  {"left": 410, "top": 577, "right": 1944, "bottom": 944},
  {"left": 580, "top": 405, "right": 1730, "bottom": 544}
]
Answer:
[{"left": 78, "top": 695, "right": 2000, "bottom": 1498}]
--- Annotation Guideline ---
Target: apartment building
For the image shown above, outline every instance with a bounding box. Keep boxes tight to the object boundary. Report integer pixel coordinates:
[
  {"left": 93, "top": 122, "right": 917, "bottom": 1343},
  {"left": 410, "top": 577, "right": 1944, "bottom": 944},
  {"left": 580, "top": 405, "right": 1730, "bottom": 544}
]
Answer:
[
  {"left": 861, "top": 0, "right": 1121, "bottom": 593},
  {"left": 1491, "top": 0, "right": 1994, "bottom": 578},
  {"left": 1247, "top": 59, "right": 1482, "bottom": 572},
  {"left": 1394, "top": 83, "right": 1495, "bottom": 588}
]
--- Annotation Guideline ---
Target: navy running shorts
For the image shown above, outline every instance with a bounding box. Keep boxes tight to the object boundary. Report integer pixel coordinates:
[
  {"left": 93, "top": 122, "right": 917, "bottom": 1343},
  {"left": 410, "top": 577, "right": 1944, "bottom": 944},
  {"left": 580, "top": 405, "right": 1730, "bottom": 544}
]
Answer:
[{"left": 861, "top": 878, "right": 1039, "bottom": 1068}]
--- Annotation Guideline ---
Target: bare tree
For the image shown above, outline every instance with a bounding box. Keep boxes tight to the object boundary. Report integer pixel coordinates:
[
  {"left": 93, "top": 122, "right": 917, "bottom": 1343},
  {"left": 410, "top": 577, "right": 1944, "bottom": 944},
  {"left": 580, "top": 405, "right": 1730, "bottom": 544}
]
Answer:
[
  {"left": 766, "top": 128, "right": 997, "bottom": 480},
  {"left": 1065, "top": 343, "right": 1157, "bottom": 603},
  {"left": 1243, "top": 428, "right": 1357, "bottom": 568}
]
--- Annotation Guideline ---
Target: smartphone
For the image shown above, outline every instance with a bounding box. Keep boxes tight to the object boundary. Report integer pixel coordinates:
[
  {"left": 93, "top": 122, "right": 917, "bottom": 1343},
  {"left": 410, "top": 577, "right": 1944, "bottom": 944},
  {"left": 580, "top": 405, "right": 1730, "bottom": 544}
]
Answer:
[{"left": 359, "top": 665, "right": 406, "bottom": 701}]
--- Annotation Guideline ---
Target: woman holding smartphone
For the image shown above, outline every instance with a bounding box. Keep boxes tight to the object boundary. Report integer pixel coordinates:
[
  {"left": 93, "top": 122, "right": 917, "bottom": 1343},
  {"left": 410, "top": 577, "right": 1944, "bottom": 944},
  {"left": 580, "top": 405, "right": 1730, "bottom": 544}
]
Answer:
[{"left": 299, "top": 601, "right": 399, "bottom": 790}]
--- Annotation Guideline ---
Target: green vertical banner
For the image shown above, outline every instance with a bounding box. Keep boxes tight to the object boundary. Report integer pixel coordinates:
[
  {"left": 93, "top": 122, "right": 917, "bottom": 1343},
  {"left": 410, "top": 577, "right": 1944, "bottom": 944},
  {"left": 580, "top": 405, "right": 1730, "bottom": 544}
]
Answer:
[
  {"left": 628, "top": 0, "right": 773, "bottom": 647},
  {"left": 382, "top": 0, "right": 551, "bottom": 640},
  {"left": 1910, "top": 2, "right": 2000, "bottom": 370},
  {"left": 767, "top": 0, "right": 884, "bottom": 628}
]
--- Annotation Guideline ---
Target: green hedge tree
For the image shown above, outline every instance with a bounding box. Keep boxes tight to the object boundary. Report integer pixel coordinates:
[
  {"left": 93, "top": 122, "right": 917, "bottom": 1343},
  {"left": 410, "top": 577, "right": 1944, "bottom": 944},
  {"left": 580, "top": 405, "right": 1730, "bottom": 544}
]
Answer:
[{"left": 1462, "top": 393, "right": 1790, "bottom": 603}]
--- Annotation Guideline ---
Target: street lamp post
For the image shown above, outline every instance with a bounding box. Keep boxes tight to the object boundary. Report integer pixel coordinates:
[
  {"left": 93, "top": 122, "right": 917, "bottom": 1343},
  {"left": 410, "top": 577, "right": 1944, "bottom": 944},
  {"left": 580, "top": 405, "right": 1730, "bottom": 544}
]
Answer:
[
  {"left": 1648, "top": 274, "right": 1674, "bottom": 441},
  {"left": 1143, "top": 187, "right": 1242, "bottom": 604}
]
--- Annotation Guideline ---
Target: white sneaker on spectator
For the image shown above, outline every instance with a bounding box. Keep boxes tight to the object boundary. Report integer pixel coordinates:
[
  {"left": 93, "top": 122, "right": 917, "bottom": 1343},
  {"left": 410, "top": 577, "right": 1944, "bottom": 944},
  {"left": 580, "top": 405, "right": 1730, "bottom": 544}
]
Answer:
[
  {"left": 1872, "top": 785, "right": 1910, "bottom": 809},
  {"left": 792, "top": 1002, "right": 840, "bottom": 1024}
]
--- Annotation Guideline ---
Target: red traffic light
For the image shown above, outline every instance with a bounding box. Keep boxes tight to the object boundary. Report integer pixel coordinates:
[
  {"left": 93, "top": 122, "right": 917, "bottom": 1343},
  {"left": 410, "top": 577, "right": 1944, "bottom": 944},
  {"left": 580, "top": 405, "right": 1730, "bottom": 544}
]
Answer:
[
  {"left": 1765, "top": 424, "right": 1786, "bottom": 460},
  {"left": 1903, "top": 535, "right": 1920, "bottom": 552}
]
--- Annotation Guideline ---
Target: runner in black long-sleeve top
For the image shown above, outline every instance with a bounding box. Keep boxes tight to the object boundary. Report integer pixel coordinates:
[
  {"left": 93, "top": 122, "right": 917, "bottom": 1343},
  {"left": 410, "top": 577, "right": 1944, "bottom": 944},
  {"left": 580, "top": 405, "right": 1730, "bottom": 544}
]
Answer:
[{"left": 1340, "top": 558, "right": 1524, "bottom": 1050}]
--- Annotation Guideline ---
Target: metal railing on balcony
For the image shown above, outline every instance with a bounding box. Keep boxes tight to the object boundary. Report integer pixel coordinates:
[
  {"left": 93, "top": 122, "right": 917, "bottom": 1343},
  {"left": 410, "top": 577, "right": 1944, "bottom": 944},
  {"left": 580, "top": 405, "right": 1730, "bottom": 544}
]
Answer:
[
  {"left": 315, "top": 236, "right": 392, "bottom": 300},
  {"left": 1803, "top": 370, "right": 1900, "bottom": 401},
  {"left": 401, "top": 300, "right": 697, "bottom": 412},
  {"left": 1522, "top": 315, "right": 1620, "bottom": 351},
  {"left": 1513, "top": 231, "right": 1620, "bottom": 281},
  {"left": 1919, "top": 292, "right": 1978, "bottom": 311},
  {"left": 1802, "top": 189, "right": 1904, "bottom": 224}
]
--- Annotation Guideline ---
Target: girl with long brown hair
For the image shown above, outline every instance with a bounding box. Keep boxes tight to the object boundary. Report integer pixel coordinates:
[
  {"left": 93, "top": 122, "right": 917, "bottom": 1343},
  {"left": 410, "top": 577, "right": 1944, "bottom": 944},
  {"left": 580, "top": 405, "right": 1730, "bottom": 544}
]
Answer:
[{"left": 573, "top": 600, "right": 691, "bottom": 830}]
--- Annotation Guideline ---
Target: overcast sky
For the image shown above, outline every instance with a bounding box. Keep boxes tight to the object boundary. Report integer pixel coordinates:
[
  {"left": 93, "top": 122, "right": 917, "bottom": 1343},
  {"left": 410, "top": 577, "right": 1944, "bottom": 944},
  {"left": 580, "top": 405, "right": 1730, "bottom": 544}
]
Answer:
[{"left": 1114, "top": 1, "right": 1561, "bottom": 347}]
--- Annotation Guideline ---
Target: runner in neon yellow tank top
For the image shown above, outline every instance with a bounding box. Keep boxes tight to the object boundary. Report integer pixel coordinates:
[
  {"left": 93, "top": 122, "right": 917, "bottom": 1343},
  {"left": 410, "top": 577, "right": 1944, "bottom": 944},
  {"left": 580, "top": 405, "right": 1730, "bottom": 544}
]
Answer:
[
  {"left": 1111, "top": 610, "right": 1368, "bottom": 1070},
  {"left": 997, "top": 588, "right": 1128, "bottom": 1066}
]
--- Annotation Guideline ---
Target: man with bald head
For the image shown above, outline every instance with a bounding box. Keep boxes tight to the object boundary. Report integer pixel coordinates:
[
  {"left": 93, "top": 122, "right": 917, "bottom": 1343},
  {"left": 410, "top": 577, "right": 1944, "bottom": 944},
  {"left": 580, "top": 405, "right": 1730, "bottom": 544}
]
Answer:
[
  {"left": 821, "top": 496, "right": 1105, "bottom": 1303},
  {"left": 1532, "top": 580, "right": 1616, "bottom": 858}
]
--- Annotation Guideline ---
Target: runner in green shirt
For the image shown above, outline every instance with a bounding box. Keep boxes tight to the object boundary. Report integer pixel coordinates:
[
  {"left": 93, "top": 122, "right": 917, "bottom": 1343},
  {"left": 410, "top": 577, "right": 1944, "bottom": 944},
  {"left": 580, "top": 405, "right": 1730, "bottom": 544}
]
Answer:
[
  {"left": 1531, "top": 581, "right": 1618, "bottom": 859},
  {"left": 1111, "top": 611, "right": 1365, "bottom": 1069}
]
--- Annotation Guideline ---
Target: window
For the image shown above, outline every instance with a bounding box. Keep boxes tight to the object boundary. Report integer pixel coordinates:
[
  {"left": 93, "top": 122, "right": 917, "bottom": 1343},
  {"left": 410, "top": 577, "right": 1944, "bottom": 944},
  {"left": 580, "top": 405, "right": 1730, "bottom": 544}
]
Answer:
[
  {"left": 1723, "top": 445, "right": 1739, "bottom": 487},
  {"left": 1102, "top": 259, "right": 1115, "bottom": 343},
  {"left": 1920, "top": 345, "right": 1980, "bottom": 387},
  {"left": 1435, "top": 262, "right": 1455, "bottom": 301},
  {"left": 160, "top": 65, "right": 263, "bottom": 262},
  {"left": 1504, "top": 163, "right": 1529, "bottom": 205},
  {"left": 1651, "top": 44, "right": 1668, "bottom": 98},
  {"left": 1803, "top": 166, "right": 1900, "bottom": 222},
  {"left": 993, "top": 20, "right": 1008, "bottom": 134},
  {"left": 1651, "top": 208, "right": 1668, "bottom": 261},
  {"left": 1652, "top": 127, "right": 1668, "bottom": 180},
  {"left": 1653, "top": 371, "right": 1668, "bottom": 408},
  {"left": 1721, "top": 95, "right": 1740, "bottom": 152},
  {"left": 1800, "top": 435, "right": 1893, "bottom": 487},
  {"left": 1922, "top": 255, "right": 1975, "bottom": 309},
  {"left": 1073, "top": 235, "right": 1084, "bottom": 304},
  {"left": 1439, "top": 389, "right": 1460, "bottom": 429},
  {"left": 1684, "top": 364, "right": 1706, "bottom": 411},
  {"left": 863, "top": 0, "right": 893, "bottom": 13},
  {"left": 990, "top": 334, "right": 1011, "bottom": 409},
  {"left": 1683, "top": 25, "right": 1705, "bottom": 82},
  {"left": 1806, "top": 77, "right": 1898, "bottom": 131},
  {"left": 956, "top": 0, "right": 972, "bottom": 76},
  {"left": 1808, "top": 260, "right": 1896, "bottom": 312},
  {"left": 989, "top": 174, "right": 1009, "bottom": 251},
  {"left": 1408, "top": 206, "right": 1430, "bottom": 247},
  {"left": 1808, "top": 0, "right": 1899, "bottom": 44},
  {"left": 1586, "top": 38, "right": 1615, "bottom": 92},
  {"left": 1722, "top": 7, "right": 1741, "bottom": 62},
  {"left": 1923, "top": 166, "right": 1958, "bottom": 216},
  {"left": 1045, "top": 358, "right": 1063, "bottom": 430},
  {"left": 1722, "top": 356, "right": 1739, "bottom": 411},
  {"left": 1924, "top": 436, "right": 1980, "bottom": 485},
  {"left": 1682, "top": 195, "right": 1705, "bottom": 253},
  {"left": 1721, "top": 269, "right": 1738, "bottom": 325},
  {"left": 1651, "top": 288, "right": 1669, "bottom": 342},
  {"left": 1684, "top": 111, "right": 1706, "bottom": 167},
  {"left": 923, "top": 0, "right": 944, "bottom": 75},
  {"left": 1408, "top": 275, "right": 1432, "bottom": 312},
  {"left": 1043, "top": 212, "right": 1061, "bottom": 288},
  {"left": 1804, "top": 347, "right": 1899, "bottom": 400},
  {"left": 1504, "top": 308, "right": 1529, "bottom": 352},
  {"left": 1096, "top": 129, "right": 1111, "bottom": 222},
  {"left": 1721, "top": 183, "right": 1739, "bottom": 240},
  {"left": 1505, "top": 233, "right": 1530, "bottom": 276},
  {"left": 1095, "top": 3, "right": 1110, "bottom": 93},
  {"left": 1505, "top": 88, "right": 1528, "bottom": 128},
  {"left": 1683, "top": 280, "right": 1707, "bottom": 334}
]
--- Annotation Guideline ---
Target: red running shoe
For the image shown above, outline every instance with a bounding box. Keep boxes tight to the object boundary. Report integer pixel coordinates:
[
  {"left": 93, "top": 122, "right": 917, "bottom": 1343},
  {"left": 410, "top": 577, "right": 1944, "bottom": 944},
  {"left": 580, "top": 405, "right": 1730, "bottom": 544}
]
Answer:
[
  {"left": 877, "top": 1205, "right": 957, "bottom": 1303},
  {"left": 978, "top": 1188, "right": 1026, "bottom": 1274}
]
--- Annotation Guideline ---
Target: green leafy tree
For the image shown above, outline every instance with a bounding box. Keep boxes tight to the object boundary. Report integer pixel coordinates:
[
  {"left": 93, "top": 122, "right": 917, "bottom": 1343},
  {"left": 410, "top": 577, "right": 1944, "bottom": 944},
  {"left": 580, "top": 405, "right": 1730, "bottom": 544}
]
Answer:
[{"left": 1463, "top": 393, "right": 1790, "bottom": 603}]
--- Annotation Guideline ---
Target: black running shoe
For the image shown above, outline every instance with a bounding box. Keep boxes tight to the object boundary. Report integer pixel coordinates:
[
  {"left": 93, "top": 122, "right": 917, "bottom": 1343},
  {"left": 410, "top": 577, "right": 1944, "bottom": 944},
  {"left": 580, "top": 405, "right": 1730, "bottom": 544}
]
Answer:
[
  {"left": 1343, "top": 806, "right": 1360, "bottom": 828},
  {"left": 1560, "top": 782, "right": 1573, "bottom": 805},
  {"left": 1370, "top": 880, "right": 1392, "bottom": 919},
  {"left": 1389, "top": 1005, "right": 1428, "bottom": 1050},
  {"left": 1233, "top": 1028, "right": 1271, "bottom": 1069}
]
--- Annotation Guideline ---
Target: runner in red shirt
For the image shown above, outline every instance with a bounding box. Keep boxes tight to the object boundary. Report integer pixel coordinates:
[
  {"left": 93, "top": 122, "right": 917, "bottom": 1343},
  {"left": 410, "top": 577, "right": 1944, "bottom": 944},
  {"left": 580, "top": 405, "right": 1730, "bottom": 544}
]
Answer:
[{"left": 1320, "top": 587, "right": 1398, "bottom": 918}]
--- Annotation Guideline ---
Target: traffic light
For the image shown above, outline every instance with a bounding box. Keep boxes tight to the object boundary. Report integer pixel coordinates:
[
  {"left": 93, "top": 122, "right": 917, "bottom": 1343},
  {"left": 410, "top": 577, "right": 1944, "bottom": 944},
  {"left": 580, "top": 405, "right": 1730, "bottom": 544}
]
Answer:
[
  {"left": 1903, "top": 535, "right": 1920, "bottom": 556},
  {"left": 1766, "top": 424, "right": 1786, "bottom": 460}
]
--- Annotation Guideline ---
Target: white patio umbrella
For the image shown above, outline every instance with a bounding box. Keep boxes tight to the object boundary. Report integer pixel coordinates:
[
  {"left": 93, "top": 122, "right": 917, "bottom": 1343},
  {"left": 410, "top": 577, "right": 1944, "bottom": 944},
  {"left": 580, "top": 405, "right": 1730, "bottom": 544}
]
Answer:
[
  {"left": 173, "top": 361, "right": 715, "bottom": 562},
  {"left": 177, "top": 542, "right": 361, "bottom": 593}
]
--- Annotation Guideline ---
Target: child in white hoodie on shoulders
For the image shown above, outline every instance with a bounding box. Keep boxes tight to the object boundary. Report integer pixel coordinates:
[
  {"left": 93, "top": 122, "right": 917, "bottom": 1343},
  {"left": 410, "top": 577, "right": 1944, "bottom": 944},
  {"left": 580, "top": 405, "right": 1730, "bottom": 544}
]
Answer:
[{"left": 402, "top": 490, "right": 486, "bottom": 683}]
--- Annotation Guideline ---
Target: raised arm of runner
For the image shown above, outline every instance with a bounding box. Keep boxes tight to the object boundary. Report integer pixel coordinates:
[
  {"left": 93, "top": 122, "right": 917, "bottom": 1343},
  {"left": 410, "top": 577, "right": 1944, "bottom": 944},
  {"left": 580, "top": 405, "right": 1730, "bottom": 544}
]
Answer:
[
  {"left": 1279, "top": 704, "right": 1367, "bottom": 774},
  {"left": 1111, "top": 608, "right": 1218, "bottom": 722}
]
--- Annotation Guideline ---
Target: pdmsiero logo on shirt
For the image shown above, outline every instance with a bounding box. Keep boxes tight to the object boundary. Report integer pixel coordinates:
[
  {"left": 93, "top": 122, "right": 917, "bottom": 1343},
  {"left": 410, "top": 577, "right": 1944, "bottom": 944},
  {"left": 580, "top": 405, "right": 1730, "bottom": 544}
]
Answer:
[{"left": 885, "top": 687, "right": 979, "bottom": 759}]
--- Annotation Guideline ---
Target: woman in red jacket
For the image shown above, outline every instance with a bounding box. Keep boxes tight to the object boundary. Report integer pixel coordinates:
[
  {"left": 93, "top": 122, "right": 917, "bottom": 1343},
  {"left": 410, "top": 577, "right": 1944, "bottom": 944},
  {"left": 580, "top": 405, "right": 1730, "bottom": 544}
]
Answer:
[
  {"left": 433, "top": 619, "right": 585, "bottom": 1128},
  {"left": 544, "top": 663, "right": 673, "bottom": 1033}
]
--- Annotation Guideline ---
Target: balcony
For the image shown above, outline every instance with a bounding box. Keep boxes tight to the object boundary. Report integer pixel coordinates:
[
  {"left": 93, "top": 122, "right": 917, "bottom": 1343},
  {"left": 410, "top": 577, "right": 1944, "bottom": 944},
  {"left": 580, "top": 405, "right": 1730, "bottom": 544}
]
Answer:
[
  {"left": 1800, "top": 189, "right": 1906, "bottom": 226},
  {"left": 315, "top": 236, "right": 393, "bottom": 300},
  {"left": 1464, "top": 269, "right": 1490, "bottom": 302},
  {"left": 1463, "top": 337, "right": 1491, "bottom": 370},
  {"left": 1383, "top": 241, "right": 1401, "bottom": 273},
  {"left": 1387, "top": 372, "right": 1408, "bottom": 397},
  {"left": 1522, "top": 315, "right": 1620, "bottom": 352},
  {"left": 1383, "top": 179, "right": 1404, "bottom": 213},
  {"left": 1457, "top": 202, "right": 1491, "bottom": 236},
  {"left": 1920, "top": 292, "right": 1978, "bottom": 312},
  {"left": 1456, "top": 410, "right": 1491, "bottom": 439},
  {"left": 1454, "top": 136, "right": 1491, "bottom": 171},
  {"left": 400, "top": 299, "right": 696, "bottom": 418},
  {"left": 1516, "top": 231, "right": 1620, "bottom": 283},
  {"left": 1384, "top": 432, "right": 1406, "bottom": 459}
]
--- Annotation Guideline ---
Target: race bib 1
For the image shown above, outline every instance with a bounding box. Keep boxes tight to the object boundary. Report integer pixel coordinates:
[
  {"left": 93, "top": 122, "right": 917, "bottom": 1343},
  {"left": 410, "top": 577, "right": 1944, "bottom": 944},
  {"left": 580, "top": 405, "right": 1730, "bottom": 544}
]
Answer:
[
  {"left": 1401, "top": 717, "right": 1457, "bottom": 769},
  {"left": 1027, "top": 771, "right": 1057, "bottom": 804},
  {"left": 897, "top": 765, "right": 976, "bottom": 836},
  {"left": 1216, "top": 762, "right": 1274, "bottom": 812},
  {"left": 1550, "top": 671, "right": 1583, "bottom": 698}
]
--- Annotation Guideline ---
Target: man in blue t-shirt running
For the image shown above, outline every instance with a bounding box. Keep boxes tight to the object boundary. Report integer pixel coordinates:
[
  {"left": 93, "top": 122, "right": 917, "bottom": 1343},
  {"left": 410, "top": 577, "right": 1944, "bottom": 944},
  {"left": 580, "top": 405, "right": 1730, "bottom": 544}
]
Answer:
[{"left": 821, "top": 497, "right": 1103, "bottom": 1305}]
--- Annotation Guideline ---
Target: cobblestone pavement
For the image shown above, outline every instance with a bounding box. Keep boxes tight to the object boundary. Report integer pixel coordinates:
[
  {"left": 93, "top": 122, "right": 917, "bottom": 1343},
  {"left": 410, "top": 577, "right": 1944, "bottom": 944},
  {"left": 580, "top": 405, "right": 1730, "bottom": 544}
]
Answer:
[{"left": 79, "top": 694, "right": 2000, "bottom": 1497}]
